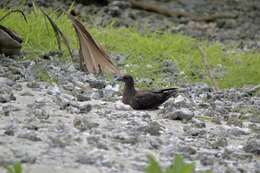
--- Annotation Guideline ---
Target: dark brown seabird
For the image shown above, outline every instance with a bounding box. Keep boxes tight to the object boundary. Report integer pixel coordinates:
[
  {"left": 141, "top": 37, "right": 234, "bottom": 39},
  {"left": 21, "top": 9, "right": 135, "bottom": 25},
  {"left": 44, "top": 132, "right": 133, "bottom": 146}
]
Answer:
[{"left": 116, "top": 75, "right": 178, "bottom": 110}]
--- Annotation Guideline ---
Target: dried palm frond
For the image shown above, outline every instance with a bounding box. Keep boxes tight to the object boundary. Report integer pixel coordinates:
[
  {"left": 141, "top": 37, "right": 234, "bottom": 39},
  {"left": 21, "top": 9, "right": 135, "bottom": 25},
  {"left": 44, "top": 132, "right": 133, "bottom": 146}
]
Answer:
[{"left": 69, "top": 15, "right": 120, "bottom": 74}]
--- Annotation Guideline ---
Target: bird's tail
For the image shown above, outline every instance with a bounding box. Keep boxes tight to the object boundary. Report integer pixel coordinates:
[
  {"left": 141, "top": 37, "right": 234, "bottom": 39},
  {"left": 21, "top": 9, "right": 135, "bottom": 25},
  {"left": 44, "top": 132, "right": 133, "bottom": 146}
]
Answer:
[
  {"left": 153, "top": 87, "right": 178, "bottom": 98},
  {"left": 160, "top": 87, "right": 178, "bottom": 93},
  {"left": 164, "top": 88, "right": 178, "bottom": 98},
  {"left": 153, "top": 87, "right": 178, "bottom": 93}
]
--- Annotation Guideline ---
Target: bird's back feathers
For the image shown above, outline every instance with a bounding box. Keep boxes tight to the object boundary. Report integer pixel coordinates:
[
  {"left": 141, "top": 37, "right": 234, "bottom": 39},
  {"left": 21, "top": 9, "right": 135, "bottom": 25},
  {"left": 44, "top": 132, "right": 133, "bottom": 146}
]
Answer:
[{"left": 129, "top": 87, "right": 178, "bottom": 110}]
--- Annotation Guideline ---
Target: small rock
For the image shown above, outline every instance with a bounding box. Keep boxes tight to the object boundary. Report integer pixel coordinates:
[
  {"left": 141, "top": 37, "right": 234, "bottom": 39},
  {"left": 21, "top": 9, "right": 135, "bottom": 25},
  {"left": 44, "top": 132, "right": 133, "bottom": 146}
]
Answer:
[
  {"left": 114, "top": 100, "right": 132, "bottom": 110},
  {"left": 255, "top": 160, "right": 260, "bottom": 173},
  {"left": 184, "top": 127, "right": 206, "bottom": 137},
  {"left": 56, "top": 94, "right": 76, "bottom": 109},
  {"left": 110, "top": 0, "right": 129, "bottom": 9},
  {"left": 103, "top": 84, "right": 119, "bottom": 98},
  {"left": 77, "top": 93, "right": 91, "bottom": 102},
  {"left": 249, "top": 123, "right": 260, "bottom": 133},
  {"left": 113, "top": 132, "right": 138, "bottom": 145},
  {"left": 0, "top": 146, "right": 15, "bottom": 165},
  {"left": 108, "top": 6, "right": 121, "bottom": 17},
  {"left": 26, "top": 81, "right": 41, "bottom": 89},
  {"left": 18, "top": 132, "right": 42, "bottom": 142},
  {"left": 90, "top": 91, "right": 103, "bottom": 100},
  {"left": 79, "top": 104, "right": 92, "bottom": 113},
  {"left": 23, "top": 124, "right": 39, "bottom": 131},
  {"left": 32, "top": 108, "right": 50, "bottom": 120},
  {"left": 20, "top": 91, "right": 34, "bottom": 96},
  {"left": 215, "top": 100, "right": 227, "bottom": 113},
  {"left": 178, "top": 145, "right": 197, "bottom": 155},
  {"left": 47, "top": 85, "right": 61, "bottom": 96},
  {"left": 4, "top": 129, "right": 15, "bottom": 136},
  {"left": 73, "top": 116, "right": 99, "bottom": 131},
  {"left": 228, "top": 127, "right": 250, "bottom": 136},
  {"left": 244, "top": 137, "right": 260, "bottom": 155},
  {"left": 48, "top": 133, "right": 73, "bottom": 148},
  {"left": 0, "top": 77, "right": 15, "bottom": 86},
  {"left": 162, "top": 97, "right": 183, "bottom": 112},
  {"left": 141, "top": 121, "right": 162, "bottom": 136},
  {"left": 0, "top": 86, "right": 16, "bottom": 103},
  {"left": 149, "top": 137, "right": 162, "bottom": 149},
  {"left": 2, "top": 105, "right": 20, "bottom": 116},
  {"left": 249, "top": 115, "right": 260, "bottom": 123},
  {"left": 166, "top": 108, "right": 194, "bottom": 121},
  {"left": 87, "top": 135, "right": 108, "bottom": 150},
  {"left": 198, "top": 102, "right": 211, "bottom": 108},
  {"left": 67, "top": 106, "right": 80, "bottom": 114},
  {"left": 191, "top": 119, "right": 206, "bottom": 128},
  {"left": 87, "top": 79, "right": 106, "bottom": 89},
  {"left": 77, "top": 150, "right": 105, "bottom": 165},
  {"left": 13, "top": 83, "right": 23, "bottom": 91},
  {"left": 211, "top": 138, "right": 228, "bottom": 149},
  {"left": 211, "top": 117, "right": 222, "bottom": 124},
  {"left": 13, "top": 151, "right": 36, "bottom": 164},
  {"left": 224, "top": 166, "right": 237, "bottom": 173},
  {"left": 174, "top": 95, "right": 186, "bottom": 105},
  {"left": 63, "top": 82, "right": 75, "bottom": 91},
  {"left": 195, "top": 83, "right": 212, "bottom": 93},
  {"left": 226, "top": 117, "right": 243, "bottom": 127},
  {"left": 199, "top": 154, "right": 215, "bottom": 166}
]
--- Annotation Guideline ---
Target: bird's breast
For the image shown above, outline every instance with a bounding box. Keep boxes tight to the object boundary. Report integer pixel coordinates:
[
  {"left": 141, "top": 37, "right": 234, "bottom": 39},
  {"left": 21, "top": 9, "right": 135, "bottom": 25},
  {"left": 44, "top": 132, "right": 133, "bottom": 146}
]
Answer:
[{"left": 122, "top": 94, "right": 131, "bottom": 105}]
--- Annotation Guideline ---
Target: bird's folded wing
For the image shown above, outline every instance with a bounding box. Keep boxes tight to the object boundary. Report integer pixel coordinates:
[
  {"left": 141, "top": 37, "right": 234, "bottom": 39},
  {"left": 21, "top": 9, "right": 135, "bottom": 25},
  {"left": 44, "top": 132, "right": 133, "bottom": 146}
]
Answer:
[
  {"left": 151, "top": 87, "right": 178, "bottom": 94},
  {"left": 134, "top": 92, "right": 162, "bottom": 105}
]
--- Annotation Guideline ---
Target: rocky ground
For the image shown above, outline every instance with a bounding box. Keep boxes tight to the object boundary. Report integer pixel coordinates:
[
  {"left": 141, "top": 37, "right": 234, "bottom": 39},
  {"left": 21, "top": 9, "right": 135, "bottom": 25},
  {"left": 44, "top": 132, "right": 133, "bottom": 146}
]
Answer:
[
  {"left": 0, "top": 54, "right": 260, "bottom": 173},
  {"left": 1, "top": 0, "right": 260, "bottom": 173}
]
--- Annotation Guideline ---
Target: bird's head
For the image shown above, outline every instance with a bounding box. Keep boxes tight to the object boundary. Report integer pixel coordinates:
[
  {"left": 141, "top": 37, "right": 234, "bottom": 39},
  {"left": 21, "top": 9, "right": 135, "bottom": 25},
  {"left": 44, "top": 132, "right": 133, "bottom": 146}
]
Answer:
[{"left": 115, "top": 75, "right": 134, "bottom": 85}]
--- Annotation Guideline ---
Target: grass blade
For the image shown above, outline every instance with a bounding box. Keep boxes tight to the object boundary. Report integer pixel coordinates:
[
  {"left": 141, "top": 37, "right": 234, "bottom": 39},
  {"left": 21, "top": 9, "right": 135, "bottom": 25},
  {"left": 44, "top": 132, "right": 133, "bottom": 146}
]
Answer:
[
  {"left": 3, "top": 166, "right": 15, "bottom": 173},
  {"left": 145, "top": 155, "right": 162, "bottom": 173},
  {"left": 14, "top": 162, "right": 22, "bottom": 173},
  {"left": 41, "top": 9, "right": 73, "bottom": 59},
  {"left": 0, "top": 9, "right": 27, "bottom": 22}
]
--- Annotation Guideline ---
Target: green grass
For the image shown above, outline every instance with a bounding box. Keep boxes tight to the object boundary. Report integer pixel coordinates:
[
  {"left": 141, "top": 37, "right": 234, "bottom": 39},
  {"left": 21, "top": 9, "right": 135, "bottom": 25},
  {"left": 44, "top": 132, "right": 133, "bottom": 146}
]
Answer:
[
  {"left": 4, "top": 162, "right": 22, "bottom": 173},
  {"left": 146, "top": 154, "right": 197, "bottom": 173},
  {"left": 3, "top": 155, "right": 210, "bottom": 173},
  {"left": 1, "top": 8, "right": 260, "bottom": 88},
  {"left": 37, "top": 70, "right": 57, "bottom": 83}
]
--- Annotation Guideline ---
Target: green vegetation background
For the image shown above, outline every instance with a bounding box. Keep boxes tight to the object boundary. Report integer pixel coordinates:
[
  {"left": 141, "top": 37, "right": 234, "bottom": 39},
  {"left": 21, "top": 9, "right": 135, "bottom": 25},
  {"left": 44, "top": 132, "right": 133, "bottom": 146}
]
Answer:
[{"left": 1, "top": 8, "right": 260, "bottom": 89}]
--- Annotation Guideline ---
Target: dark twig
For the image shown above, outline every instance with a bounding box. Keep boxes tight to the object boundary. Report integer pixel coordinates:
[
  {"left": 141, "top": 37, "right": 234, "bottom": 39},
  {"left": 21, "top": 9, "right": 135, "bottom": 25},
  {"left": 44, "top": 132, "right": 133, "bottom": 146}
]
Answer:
[{"left": 129, "top": 0, "right": 237, "bottom": 22}]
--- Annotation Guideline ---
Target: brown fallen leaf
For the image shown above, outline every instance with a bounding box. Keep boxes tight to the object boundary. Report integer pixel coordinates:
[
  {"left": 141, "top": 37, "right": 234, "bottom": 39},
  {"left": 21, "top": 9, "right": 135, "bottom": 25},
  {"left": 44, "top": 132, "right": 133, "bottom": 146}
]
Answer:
[{"left": 69, "top": 15, "right": 120, "bottom": 74}]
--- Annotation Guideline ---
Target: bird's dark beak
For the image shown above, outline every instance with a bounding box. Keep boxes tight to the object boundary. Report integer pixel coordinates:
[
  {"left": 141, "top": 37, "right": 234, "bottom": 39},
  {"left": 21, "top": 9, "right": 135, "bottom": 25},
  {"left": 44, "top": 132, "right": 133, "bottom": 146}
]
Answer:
[{"left": 114, "top": 75, "right": 124, "bottom": 81}]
